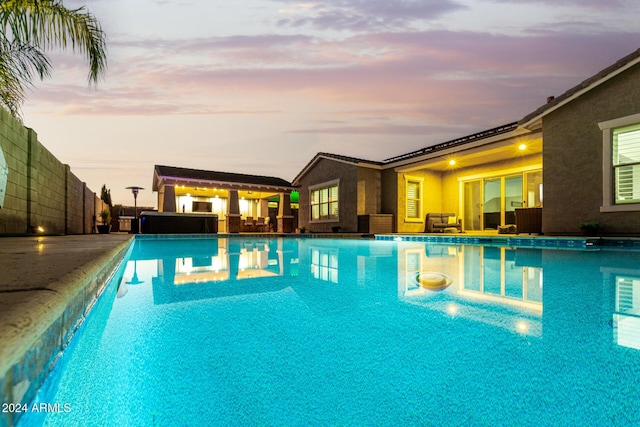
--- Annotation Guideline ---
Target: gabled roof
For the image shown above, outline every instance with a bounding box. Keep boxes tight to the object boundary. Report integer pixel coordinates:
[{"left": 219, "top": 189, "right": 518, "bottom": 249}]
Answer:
[
  {"left": 291, "top": 152, "right": 382, "bottom": 186},
  {"left": 520, "top": 48, "right": 640, "bottom": 128},
  {"left": 292, "top": 123, "right": 522, "bottom": 184},
  {"left": 153, "top": 165, "right": 292, "bottom": 191}
]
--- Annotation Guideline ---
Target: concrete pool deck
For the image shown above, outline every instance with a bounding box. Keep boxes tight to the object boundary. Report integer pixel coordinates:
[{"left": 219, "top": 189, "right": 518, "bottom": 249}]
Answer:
[{"left": 0, "top": 234, "right": 133, "bottom": 427}]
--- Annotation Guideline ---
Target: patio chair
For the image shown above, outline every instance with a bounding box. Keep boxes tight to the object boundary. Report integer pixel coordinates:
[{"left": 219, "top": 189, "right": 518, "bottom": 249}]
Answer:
[
  {"left": 243, "top": 216, "right": 254, "bottom": 231},
  {"left": 255, "top": 217, "right": 266, "bottom": 232}
]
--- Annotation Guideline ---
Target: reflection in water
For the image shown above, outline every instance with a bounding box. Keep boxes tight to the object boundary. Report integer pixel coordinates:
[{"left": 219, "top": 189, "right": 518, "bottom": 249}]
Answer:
[
  {"left": 121, "top": 238, "right": 640, "bottom": 350},
  {"left": 400, "top": 243, "right": 543, "bottom": 336},
  {"left": 124, "top": 238, "right": 299, "bottom": 304},
  {"left": 613, "top": 275, "right": 640, "bottom": 350},
  {"left": 310, "top": 247, "right": 339, "bottom": 283}
]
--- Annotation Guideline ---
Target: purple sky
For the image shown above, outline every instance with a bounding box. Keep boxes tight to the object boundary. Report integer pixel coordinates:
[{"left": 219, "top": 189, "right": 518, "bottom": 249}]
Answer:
[{"left": 20, "top": 0, "right": 640, "bottom": 207}]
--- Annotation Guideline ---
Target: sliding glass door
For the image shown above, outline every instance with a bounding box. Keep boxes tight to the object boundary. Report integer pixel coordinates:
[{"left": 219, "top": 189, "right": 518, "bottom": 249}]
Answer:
[
  {"left": 463, "top": 170, "right": 540, "bottom": 231},
  {"left": 483, "top": 178, "right": 502, "bottom": 230},
  {"left": 463, "top": 181, "right": 482, "bottom": 231},
  {"left": 505, "top": 175, "right": 523, "bottom": 225}
]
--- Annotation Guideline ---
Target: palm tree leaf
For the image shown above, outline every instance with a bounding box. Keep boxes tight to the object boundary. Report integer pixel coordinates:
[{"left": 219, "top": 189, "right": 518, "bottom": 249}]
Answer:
[{"left": 0, "top": 0, "right": 107, "bottom": 85}]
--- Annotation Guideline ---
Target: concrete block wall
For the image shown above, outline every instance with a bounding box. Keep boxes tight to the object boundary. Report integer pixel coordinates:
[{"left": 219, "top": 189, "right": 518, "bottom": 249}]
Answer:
[
  {"left": 0, "top": 109, "right": 30, "bottom": 234},
  {"left": 297, "top": 158, "right": 364, "bottom": 232},
  {"left": 0, "top": 108, "right": 102, "bottom": 235},
  {"left": 28, "top": 130, "right": 67, "bottom": 234},
  {"left": 65, "top": 168, "right": 84, "bottom": 234}
]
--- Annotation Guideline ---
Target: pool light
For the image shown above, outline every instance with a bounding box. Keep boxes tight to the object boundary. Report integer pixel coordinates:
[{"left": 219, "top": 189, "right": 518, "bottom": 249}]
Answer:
[{"left": 447, "top": 304, "right": 458, "bottom": 316}]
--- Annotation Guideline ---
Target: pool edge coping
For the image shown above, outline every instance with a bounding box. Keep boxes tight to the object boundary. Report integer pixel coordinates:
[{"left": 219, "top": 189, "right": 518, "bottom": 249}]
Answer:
[{"left": 0, "top": 236, "right": 134, "bottom": 427}]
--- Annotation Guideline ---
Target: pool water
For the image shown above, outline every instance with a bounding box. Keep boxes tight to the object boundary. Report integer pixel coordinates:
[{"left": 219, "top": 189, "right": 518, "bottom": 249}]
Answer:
[{"left": 21, "top": 237, "right": 640, "bottom": 426}]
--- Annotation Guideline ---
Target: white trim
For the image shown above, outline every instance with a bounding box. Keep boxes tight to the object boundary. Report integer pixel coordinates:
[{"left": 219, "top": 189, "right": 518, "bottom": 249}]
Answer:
[
  {"left": 599, "top": 113, "right": 640, "bottom": 212},
  {"left": 309, "top": 178, "right": 340, "bottom": 191},
  {"left": 309, "top": 179, "right": 340, "bottom": 222},
  {"left": 598, "top": 112, "right": 640, "bottom": 131},
  {"left": 600, "top": 204, "right": 640, "bottom": 212},
  {"left": 404, "top": 175, "right": 424, "bottom": 223}
]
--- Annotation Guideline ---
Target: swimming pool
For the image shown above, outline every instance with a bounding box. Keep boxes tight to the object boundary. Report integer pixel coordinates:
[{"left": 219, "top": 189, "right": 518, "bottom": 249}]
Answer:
[{"left": 19, "top": 236, "right": 640, "bottom": 426}]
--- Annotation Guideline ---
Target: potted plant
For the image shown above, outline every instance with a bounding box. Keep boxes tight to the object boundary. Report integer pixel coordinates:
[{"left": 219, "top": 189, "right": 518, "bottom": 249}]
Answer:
[
  {"left": 98, "top": 209, "right": 111, "bottom": 234},
  {"left": 579, "top": 221, "right": 601, "bottom": 236},
  {"left": 296, "top": 226, "right": 307, "bottom": 234},
  {"left": 331, "top": 225, "right": 341, "bottom": 233}
]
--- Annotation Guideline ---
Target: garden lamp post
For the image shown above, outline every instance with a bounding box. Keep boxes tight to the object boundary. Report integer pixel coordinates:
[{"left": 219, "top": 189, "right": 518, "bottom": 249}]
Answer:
[{"left": 126, "top": 186, "right": 144, "bottom": 233}]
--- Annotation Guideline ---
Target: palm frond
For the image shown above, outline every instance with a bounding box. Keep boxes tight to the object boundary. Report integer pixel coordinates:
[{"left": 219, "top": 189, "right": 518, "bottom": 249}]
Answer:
[
  {"left": 0, "top": 34, "right": 51, "bottom": 118},
  {"left": 0, "top": 0, "right": 107, "bottom": 85}
]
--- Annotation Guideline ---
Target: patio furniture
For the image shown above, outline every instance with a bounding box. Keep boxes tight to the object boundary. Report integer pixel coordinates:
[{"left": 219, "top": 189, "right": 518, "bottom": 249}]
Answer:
[
  {"left": 243, "top": 216, "right": 254, "bottom": 231},
  {"left": 425, "top": 213, "right": 462, "bottom": 233},
  {"left": 255, "top": 217, "right": 266, "bottom": 232},
  {"left": 515, "top": 208, "right": 542, "bottom": 234}
]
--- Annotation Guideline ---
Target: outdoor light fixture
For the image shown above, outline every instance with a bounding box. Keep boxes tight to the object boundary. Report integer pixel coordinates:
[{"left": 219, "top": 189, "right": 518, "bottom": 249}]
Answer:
[
  {"left": 448, "top": 159, "right": 456, "bottom": 166},
  {"left": 519, "top": 144, "right": 527, "bottom": 151},
  {"left": 126, "top": 186, "right": 144, "bottom": 234}
]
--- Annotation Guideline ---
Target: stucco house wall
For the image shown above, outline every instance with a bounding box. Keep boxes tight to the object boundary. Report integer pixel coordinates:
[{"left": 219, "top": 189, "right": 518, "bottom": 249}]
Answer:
[
  {"left": 356, "top": 166, "right": 381, "bottom": 215},
  {"left": 381, "top": 168, "right": 398, "bottom": 231},
  {"left": 542, "top": 63, "right": 640, "bottom": 235},
  {"left": 297, "top": 158, "right": 358, "bottom": 232},
  {"left": 396, "top": 170, "right": 442, "bottom": 233}
]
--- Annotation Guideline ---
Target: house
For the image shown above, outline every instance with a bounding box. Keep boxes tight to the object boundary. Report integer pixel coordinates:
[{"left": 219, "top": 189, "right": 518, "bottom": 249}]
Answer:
[
  {"left": 293, "top": 123, "right": 542, "bottom": 234},
  {"left": 292, "top": 48, "right": 640, "bottom": 236},
  {"left": 152, "top": 165, "right": 297, "bottom": 233}
]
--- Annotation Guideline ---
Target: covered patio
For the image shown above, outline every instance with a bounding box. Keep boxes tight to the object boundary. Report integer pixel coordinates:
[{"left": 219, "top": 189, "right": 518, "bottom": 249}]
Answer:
[{"left": 152, "top": 165, "right": 297, "bottom": 233}]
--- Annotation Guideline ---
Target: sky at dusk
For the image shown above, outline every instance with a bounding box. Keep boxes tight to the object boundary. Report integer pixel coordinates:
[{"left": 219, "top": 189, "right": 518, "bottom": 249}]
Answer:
[{"left": 19, "top": 0, "right": 640, "bottom": 207}]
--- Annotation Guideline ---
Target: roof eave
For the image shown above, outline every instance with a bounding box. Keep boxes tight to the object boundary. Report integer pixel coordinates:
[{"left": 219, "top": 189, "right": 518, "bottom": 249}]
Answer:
[
  {"left": 291, "top": 153, "right": 381, "bottom": 186},
  {"left": 520, "top": 53, "right": 640, "bottom": 129},
  {"left": 155, "top": 174, "right": 294, "bottom": 193}
]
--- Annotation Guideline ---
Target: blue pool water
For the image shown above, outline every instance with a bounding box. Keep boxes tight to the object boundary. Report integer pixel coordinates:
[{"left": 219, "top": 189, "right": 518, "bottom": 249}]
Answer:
[{"left": 20, "top": 237, "right": 640, "bottom": 426}]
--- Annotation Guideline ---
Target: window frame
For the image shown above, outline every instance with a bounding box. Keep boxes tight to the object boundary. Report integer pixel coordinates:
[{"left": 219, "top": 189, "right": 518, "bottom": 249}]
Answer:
[
  {"left": 309, "top": 179, "right": 339, "bottom": 222},
  {"left": 404, "top": 175, "right": 424, "bottom": 222},
  {"left": 599, "top": 113, "right": 640, "bottom": 212}
]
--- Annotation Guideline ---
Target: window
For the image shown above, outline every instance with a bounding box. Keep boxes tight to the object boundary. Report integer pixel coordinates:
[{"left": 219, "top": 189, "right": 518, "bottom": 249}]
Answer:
[
  {"left": 404, "top": 176, "right": 423, "bottom": 221},
  {"left": 310, "top": 181, "right": 339, "bottom": 221},
  {"left": 613, "top": 125, "right": 640, "bottom": 204},
  {"left": 600, "top": 113, "right": 640, "bottom": 212}
]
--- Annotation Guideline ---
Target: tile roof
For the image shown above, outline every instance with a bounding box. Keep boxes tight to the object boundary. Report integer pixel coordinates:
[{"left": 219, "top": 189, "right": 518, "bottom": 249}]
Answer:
[
  {"left": 383, "top": 122, "right": 519, "bottom": 164},
  {"left": 316, "top": 152, "right": 383, "bottom": 166},
  {"left": 154, "top": 165, "right": 292, "bottom": 188}
]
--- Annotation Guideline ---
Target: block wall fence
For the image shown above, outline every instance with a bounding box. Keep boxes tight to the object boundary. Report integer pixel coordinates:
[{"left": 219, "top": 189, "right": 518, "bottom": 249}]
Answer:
[{"left": 0, "top": 108, "right": 106, "bottom": 235}]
